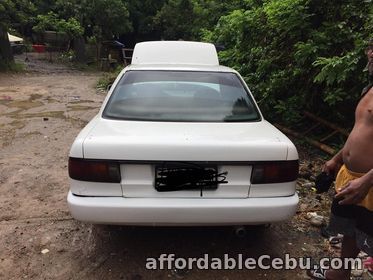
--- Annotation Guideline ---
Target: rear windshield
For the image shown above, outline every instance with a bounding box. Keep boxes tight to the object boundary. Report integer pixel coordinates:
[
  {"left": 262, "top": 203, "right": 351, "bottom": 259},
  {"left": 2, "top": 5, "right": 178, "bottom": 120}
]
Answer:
[{"left": 103, "top": 70, "right": 261, "bottom": 122}]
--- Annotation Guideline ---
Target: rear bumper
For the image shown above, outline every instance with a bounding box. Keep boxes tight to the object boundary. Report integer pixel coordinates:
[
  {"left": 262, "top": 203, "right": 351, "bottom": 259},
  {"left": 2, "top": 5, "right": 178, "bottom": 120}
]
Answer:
[{"left": 67, "top": 191, "right": 298, "bottom": 226}]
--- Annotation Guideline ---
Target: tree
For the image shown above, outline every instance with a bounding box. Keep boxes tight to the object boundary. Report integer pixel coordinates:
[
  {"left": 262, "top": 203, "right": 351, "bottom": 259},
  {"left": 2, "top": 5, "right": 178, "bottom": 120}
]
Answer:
[
  {"left": 126, "top": 0, "right": 166, "bottom": 42},
  {"left": 33, "top": 11, "right": 87, "bottom": 62},
  {"left": 0, "top": 0, "right": 15, "bottom": 69},
  {"left": 33, "top": 12, "right": 83, "bottom": 38},
  {"left": 49, "top": 0, "right": 132, "bottom": 40},
  {"left": 1, "top": 0, "right": 37, "bottom": 69},
  {"left": 153, "top": 0, "right": 196, "bottom": 40},
  {"left": 204, "top": 0, "right": 373, "bottom": 125},
  {"left": 7, "top": 0, "right": 37, "bottom": 36},
  {"left": 152, "top": 0, "right": 245, "bottom": 42},
  {"left": 0, "top": 25, "right": 13, "bottom": 69},
  {"left": 84, "top": 0, "right": 132, "bottom": 40}
]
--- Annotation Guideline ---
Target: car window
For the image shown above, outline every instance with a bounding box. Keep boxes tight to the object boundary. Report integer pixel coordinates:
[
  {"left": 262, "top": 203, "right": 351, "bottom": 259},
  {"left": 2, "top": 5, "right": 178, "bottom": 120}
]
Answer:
[{"left": 103, "top": 70, "right": 261, "bottom": 122}]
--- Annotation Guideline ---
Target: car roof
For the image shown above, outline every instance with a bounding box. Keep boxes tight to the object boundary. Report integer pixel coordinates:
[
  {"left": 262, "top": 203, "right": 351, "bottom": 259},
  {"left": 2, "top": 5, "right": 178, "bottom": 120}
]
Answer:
[
  {"left": 125, "top": 63, "right": 237, "bottom": 73},
  {"left": 131, "top": 41, "right": 219, "bottom": 66}
]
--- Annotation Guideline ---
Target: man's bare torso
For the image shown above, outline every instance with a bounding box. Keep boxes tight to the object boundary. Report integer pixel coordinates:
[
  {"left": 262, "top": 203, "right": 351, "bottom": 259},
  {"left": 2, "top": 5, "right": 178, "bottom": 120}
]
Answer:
[{"left": 343, "top": 87, "right": 373, "bottom": 173}]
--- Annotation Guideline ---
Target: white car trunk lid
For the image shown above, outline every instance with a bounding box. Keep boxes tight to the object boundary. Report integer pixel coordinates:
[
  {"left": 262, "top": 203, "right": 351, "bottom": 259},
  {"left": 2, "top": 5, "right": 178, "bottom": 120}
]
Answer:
[
  {"left": 83, "top": 119, "right": 288, "bottom": 161},
  {"left": 81, "top": 119, "right": 290, "bottom": 198}
]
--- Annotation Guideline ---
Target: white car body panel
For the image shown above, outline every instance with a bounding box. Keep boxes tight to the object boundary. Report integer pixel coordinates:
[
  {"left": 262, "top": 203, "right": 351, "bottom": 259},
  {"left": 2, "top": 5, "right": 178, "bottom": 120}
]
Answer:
[
  {"left": 68, "top": 191, "right": 298, "bottom": 226},
  {"left": 121, "top": 164, "right": 201, "bottom": 198},
  {"left": 121, "top": 164, "right": 253, "bottom": 198},
  {"left": 67, "top": 41, "right": 299, "bottom": 225},
  {"left": 249, "top": 182, "right": 296, "bottom": 197},
  {"left": 70, "top": 179, "right": 122, "bottom": 197},
  {"left": 82, "top": 120, "right": 289, "bottom": 161},
  {"left": 69, "top": 115, "right": 100, "bottom": 158},
  {"left": 202, "top": 165, "right": 252, "bottom": 198},
  {"left": 131, "top": 41, "right": 219, "bottom": 66}
]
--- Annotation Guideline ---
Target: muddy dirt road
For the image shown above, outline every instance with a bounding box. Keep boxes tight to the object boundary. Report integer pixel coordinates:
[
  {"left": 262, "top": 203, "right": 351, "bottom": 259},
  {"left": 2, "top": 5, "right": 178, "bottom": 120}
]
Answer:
[{"left": 0, "top": 56, "right": 367, "bottom": 280}]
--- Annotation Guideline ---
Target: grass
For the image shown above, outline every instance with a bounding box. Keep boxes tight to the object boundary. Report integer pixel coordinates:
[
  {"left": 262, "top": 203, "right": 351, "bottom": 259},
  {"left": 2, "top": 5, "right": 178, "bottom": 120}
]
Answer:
[
  {"left": 0, "top": 61, "right": 25, "bottom": 72},
  {"left": 97, "top": 66, "right": 122, "bottom": 90}
]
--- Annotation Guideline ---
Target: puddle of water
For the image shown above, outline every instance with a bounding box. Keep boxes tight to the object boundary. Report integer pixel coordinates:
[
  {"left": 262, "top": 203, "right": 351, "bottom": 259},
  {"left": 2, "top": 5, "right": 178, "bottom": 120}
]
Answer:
[
  {"left": 20, "top": 111, "right": 66, "bottom": 119},
  {"left": 0, "top": 89, "right": 17, "bottom": 93},
  {"left": 0, "top": 99, "right": 12, "bottom": 105},
  {"left": 21, "top": 131, "right": 43, "bottom": 137},
  {"left": 29, "top": 94, "right": 43, "bottom": 101},
  {"left": 67, "top": 97, "right": 95, "bottom": 104},
  {"left": 67, "top": 105, "right": 96, "bottom": 111},
  {"left": 7, "top": 100, "right": 43, "bottom": 110},
  {"left": 44, "top": 97, "right": 59, "bottom": 103},
  {"left": 5, "top": 108, "right": 66, "bottom": 119},
  {"left": 68, "top": 117, "right": 87, "bottom": 127},
  {"left": 9, "top": 120, "right": 26, "bottom": 129},
  {"left": 73, "top": 99, "right": 95, "bottom": 104},
  {"left": 4, "top": 109, "right": 23, "bottom": 117}
]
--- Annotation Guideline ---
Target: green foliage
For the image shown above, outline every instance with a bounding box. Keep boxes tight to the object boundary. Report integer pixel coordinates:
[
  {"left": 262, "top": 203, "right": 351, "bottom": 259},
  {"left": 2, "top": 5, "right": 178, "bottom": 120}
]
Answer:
[
  {"left": 23, "top": 0, "right": 132, "bottom": 41},
  {"left": 33, "top": 12, "right": 83, "bottom": 38},
  {"left": 204, "top": 0, "right": 373, "bottom": 125},
  {"left": 97, "top": 66, "right": 123, "bottom": 90},
  {"left": 126, "top": 0, "right": 165, "bottom": 37},
  {"left": 0, "top": 61, "right": 24, "bottom": 72},
  {"left": 153, "top": 0, "right": 244, "bottom": 40},
  {"left": 0, "top": 1, "right": 14, "bottom": 28},
  {"left": 58, "top": 50, "right": 75, "bottom": 62},
  {"left": 83, "top": 0, "right": 132, "bottom": 39},
  {"left": 313, "top": 53, "right": 358, "bottom": 86},
  {"left": 2, "top": 0, "right": 373, "bottom": 127},
  {"left": 0, "top": 0, "right": 36, "bottom": 27},
  {"left": 0, "top": 0, "right": 37, "bottom": 52},
  {"left": 312, "top": 50, "right": 363, "bottom": 106},
  {"left": 153, "top": 0, "right": 196, "bottom": 40}
]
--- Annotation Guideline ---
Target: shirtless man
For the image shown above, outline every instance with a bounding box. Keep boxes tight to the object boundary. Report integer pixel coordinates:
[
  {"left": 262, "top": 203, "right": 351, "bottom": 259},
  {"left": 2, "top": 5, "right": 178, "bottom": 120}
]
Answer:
[{"left": 309, "top": 41, "right": 373, "bottom": 280}]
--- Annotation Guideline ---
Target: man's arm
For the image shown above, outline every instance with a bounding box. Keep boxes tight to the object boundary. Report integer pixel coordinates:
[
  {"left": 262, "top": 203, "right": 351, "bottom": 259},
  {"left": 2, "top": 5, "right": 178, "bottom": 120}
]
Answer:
[
  {"left": 323, "top": 149, "right": 344, "bottom": 177},
  {"left": 365, "top": 169, "right": 373, "bottom": 186},
  {"left": 336, "top": 169, "right": 373, "bottom": 205}
]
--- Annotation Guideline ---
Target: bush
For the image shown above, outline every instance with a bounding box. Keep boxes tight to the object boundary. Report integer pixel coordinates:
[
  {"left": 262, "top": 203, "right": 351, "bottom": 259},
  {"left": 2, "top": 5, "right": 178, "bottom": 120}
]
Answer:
[
  {"left": 204, "top": 0, "right": 373, "bottom": 125},
  {"left": 97, "top": 66, "right": 123, "bottom": 90}
]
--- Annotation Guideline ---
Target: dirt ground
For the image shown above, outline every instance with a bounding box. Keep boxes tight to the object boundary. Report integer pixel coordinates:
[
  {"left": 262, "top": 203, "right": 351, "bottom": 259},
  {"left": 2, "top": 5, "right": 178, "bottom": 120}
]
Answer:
[{"left": 0, "top": 54, "right": 369, "bottom": 280}]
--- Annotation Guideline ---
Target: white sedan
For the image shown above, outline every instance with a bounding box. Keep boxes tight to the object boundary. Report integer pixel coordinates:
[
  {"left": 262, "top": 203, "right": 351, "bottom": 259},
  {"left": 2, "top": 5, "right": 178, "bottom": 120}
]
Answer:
[{"left": 67, "top": 41, "right": 299, "bottom": 225}]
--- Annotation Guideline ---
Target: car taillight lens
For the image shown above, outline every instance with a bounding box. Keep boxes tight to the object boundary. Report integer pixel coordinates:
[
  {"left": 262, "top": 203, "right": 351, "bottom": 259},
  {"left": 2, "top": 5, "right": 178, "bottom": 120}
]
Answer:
[
  {"left": 251, "top": 160, "right": 299, "bottom": 184},
  {"left": 68, "top": 157, "right": 121, "bottom": 183}
]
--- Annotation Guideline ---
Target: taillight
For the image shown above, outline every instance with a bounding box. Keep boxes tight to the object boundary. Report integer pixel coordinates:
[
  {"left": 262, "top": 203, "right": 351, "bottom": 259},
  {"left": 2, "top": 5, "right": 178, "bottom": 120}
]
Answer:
[
  {"left": 251, "top": 160, "right": 298, "bottom": 184},
  {"left": 68, "top": 157, "right": 121, "bottom": 183}
]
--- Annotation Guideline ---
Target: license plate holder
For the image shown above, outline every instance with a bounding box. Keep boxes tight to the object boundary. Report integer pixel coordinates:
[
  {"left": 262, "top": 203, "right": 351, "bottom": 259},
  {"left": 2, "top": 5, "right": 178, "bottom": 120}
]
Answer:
[{"left": 155, "top": 163, "right": 221, "bottom": 192}]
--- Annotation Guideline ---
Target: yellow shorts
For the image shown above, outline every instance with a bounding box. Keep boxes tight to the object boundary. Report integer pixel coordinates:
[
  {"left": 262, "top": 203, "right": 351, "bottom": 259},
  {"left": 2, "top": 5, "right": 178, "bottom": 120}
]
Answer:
[{"left": 335, "top": 165, "right": 373, "bottom": 211}]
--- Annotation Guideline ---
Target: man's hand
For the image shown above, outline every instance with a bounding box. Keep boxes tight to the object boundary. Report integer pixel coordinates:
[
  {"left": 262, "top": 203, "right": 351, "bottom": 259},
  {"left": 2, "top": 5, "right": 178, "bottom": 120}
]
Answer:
[
  {"left": 323, "top": 158, "right": 342, "bottom": 177},
  {"left": 335, "top": 176, "right": 371, "bottom": 205}
]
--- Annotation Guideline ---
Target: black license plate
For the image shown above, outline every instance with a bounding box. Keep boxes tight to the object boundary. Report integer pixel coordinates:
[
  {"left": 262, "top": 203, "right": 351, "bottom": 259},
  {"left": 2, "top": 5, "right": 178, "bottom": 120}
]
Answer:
[{"left": 155, "top": 163, "right": 225, "bottom": 192}]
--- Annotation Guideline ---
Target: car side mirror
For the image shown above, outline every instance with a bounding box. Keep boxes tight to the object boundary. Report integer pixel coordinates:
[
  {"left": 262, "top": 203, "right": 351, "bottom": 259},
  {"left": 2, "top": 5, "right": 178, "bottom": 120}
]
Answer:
[{"left": 107, "top": 83, "right": 112, "bottom": 91}]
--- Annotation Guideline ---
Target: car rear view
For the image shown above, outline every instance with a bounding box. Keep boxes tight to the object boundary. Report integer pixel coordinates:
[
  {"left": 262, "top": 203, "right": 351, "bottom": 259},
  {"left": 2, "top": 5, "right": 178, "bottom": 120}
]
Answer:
[{"left": 67, "top": 41, "right": 299, "bottom": 225}]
